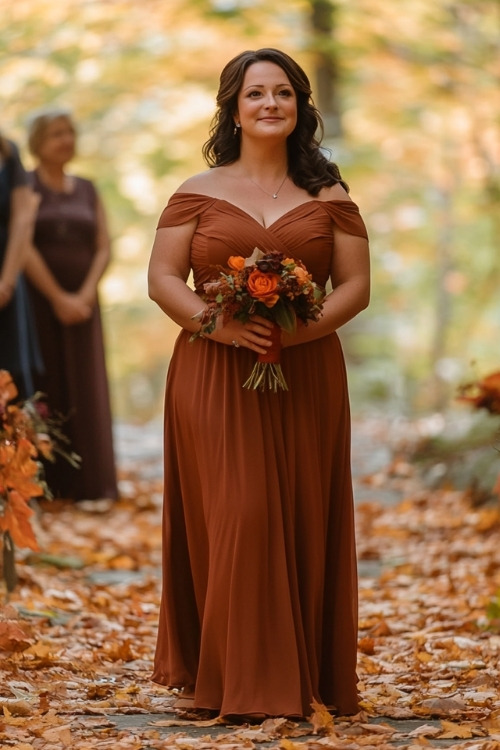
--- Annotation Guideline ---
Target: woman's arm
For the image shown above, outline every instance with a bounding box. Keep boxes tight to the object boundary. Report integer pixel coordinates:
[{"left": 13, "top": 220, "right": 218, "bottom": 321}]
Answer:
[
  {"left": 148, "top": 221, "right": 273, "bottom": 354},
  {"left": 0, "top": 187, "right": 39, "bottom": 308},
  {"left": 77, "top": 194, "right": 111, "bottom": 308},
  {"left": 282, "top": 226, "right": 370, "bottom": 348}
]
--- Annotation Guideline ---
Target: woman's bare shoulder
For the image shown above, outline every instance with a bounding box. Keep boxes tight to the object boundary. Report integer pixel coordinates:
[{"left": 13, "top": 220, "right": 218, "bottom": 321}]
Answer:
[
  {"left": 318, "top": 182, "right": 352, "bottom": 202},
  {"left": 175, "top": 168, "right": 229, "bottom": 196}
]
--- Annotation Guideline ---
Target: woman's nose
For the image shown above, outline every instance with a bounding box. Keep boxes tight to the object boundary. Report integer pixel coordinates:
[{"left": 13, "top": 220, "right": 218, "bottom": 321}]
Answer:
[{"left": 263, "top": 94, "right": 278, "bottom": 108}]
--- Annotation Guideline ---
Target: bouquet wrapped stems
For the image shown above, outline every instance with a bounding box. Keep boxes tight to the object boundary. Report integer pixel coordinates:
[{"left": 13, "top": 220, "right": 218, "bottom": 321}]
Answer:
[{"left": 243, "top": 323, "right": 288, "bottom": 392}]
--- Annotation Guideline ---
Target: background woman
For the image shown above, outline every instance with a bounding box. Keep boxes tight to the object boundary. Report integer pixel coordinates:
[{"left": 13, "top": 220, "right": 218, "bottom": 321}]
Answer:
[
  {"left": 0, "top": 131, "right": 42, "bottom": 397},
  {"left": 24, "top": 109, "right": 118, "bottom": 502},
  {"left": 148, "top": 48, "right": 370, "bottom": 720}
]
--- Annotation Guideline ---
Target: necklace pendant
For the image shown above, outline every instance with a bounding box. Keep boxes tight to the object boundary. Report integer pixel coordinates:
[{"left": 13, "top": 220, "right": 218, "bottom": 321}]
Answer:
[{"left": 272, "top": 193, "right": 278, "bottom": 199}]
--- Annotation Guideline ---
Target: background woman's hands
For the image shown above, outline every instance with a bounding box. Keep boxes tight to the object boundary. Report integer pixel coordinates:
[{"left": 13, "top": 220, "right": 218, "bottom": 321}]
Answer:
[
  {"left": 208, "top": 314, "right": 274, "bottom": 354},
  {"left": 51, "top": 291, "right": 92, "bottom": 325},
  {"left": 0, "top": 280, "right": 14, "bottom": 309}
]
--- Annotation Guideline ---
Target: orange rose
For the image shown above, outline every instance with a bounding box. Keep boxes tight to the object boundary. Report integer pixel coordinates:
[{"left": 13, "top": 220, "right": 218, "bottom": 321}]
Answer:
[
  {"left": 228, "top": 256, "right": 245, "bottom": 270},
  {"left": 247, "top": 270, "right": 280, "bottom": 308}
]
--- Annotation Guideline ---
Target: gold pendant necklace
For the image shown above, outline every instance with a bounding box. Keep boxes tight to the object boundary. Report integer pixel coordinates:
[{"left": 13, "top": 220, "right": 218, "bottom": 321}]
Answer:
[{"left": 247, "top": 172, "right": 288, "bottom": 199}]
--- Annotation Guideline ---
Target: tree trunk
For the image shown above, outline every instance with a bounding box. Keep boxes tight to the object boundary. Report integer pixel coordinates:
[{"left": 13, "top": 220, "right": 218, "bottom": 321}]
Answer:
[
  {"left": 308, "top": 0, "right": 342, "bottom": 138},
  {"left": 427, "top": 185, "right": 455, "bottom": 411}
]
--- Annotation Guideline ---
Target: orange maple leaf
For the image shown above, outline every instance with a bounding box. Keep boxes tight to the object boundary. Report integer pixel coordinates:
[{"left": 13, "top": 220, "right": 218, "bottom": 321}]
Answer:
[
  {"left": 1, "top": 438, "right": 44, "bottom": 499},
  {"left": 0, "top": 490, "right": 39, "bottom": 551}
]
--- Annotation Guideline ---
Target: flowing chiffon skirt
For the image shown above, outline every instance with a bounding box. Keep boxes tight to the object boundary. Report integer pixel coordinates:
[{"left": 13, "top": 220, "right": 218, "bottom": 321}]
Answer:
[{"left": 152, "top": 194, "right": 368, "bottom": 717}]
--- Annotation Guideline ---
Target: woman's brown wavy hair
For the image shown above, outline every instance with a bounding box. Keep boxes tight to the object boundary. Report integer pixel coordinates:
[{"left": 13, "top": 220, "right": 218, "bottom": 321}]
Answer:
[{"left": 202, "top": 48, "right": 348, "bottom": 196}]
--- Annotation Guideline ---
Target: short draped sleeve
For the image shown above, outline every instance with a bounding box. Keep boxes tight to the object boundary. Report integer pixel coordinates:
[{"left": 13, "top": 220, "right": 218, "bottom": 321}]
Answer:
[
  {"left": 318, "top": 200, "right": 368, "bottom": 240},
  {"left": 157, "top": 193, "right": 217, "bottom": 229},
  {"left": 157, "top": 193, "right": 368, "bottom": 241}
]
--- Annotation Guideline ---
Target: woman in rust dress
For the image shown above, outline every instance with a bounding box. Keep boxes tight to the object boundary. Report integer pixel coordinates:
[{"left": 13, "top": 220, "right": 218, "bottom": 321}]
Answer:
[
  {"left": 148, "top": 49, "right": 370, "bottom": 720},
  {"left": 24, "top": 109, "right": 118, "bottom": 502}
]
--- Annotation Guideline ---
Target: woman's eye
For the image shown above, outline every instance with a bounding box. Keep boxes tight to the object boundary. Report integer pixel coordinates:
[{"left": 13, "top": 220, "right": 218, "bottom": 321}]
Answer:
[
  {"left": 248, "top": 91, "right": 262, "bottom": 98},
  {"left": 279, "top": 89, "right": 293, "bottom": 97}
]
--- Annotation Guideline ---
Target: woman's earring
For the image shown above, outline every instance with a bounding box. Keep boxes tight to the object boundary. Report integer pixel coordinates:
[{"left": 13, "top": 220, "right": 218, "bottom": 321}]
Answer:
[{"left": 233, "top": 123, "right": 241, "bottom": 136}]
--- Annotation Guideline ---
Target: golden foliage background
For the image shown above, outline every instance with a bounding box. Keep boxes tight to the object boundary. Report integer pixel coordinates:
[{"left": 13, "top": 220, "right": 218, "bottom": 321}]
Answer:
[{"left": 1, "top": 0, "right": 498, "bottom": 419}]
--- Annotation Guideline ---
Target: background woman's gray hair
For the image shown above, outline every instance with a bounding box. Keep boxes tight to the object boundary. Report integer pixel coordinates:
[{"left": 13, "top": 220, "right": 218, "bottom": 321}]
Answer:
[{"left": 26, "top": 107, "right": 75, "bottom": 157}]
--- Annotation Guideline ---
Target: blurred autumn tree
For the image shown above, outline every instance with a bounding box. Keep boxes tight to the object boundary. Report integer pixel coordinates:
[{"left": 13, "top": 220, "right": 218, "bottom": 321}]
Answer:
[{"left": 1, "top": 0, "right": 498, "bottom": 419}]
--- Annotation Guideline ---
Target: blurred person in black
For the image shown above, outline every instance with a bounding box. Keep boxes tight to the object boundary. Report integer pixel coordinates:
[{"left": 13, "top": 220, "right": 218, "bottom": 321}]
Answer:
[{"left": 0, "top": 130, "right": 42, "bottom": 396}]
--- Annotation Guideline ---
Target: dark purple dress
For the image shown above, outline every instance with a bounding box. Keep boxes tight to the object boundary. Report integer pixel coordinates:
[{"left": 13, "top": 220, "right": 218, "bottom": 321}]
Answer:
[{"left": 28, "top": 171, "right": 118, "bottom": 501}]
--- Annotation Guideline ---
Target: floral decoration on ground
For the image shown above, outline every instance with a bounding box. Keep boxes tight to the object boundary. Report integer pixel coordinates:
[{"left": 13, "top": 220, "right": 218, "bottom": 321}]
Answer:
[
  {"left": 457, "top": 369, "right": 500, "bottom": 499},
  {"left": 0, "top": 370, "right": 79, "bottom": 590}
]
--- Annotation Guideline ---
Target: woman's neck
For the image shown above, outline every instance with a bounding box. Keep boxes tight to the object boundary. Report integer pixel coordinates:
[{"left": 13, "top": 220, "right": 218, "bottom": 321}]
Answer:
[
  {"left": 237, "top": 142, "right": 288, "bottom": 181},
  {"left": 36, "top": 163, "right": 72, "bottom": 193}
]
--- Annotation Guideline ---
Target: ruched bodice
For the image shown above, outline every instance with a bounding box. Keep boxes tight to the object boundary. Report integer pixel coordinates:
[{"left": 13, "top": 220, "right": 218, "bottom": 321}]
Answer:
[{"left": 157, "top": 194, "right": 368, "bottom": 291}]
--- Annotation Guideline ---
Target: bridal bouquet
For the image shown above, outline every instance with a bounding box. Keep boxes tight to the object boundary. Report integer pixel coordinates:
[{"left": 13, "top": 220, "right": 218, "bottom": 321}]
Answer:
[{"left": 191, "top": 248, "right": 325, "bottom": 391}]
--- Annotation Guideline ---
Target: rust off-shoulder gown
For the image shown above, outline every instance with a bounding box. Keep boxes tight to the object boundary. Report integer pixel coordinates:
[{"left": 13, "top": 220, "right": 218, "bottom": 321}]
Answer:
[{"left": 152, "top": 193, "right": 368, "bottom": 718}]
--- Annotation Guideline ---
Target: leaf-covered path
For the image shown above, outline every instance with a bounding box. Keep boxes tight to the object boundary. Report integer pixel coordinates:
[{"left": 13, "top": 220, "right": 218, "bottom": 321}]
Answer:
[{"left": 1, "top": 417, "right": 500, "bottom": 749}]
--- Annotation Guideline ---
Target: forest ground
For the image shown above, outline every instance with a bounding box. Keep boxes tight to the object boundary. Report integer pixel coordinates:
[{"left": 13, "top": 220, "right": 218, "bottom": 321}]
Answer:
[{"left": 1, "top": 414, "right": 500, "bottom": 750}]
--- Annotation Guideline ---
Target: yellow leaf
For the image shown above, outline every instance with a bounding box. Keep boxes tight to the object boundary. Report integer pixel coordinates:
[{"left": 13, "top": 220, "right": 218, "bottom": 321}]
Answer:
[
  {"left": 416, "top": 651, "right": 432, "bottom": 663},
  {"left": 439, "top": 720, "right": 474, "bottom": 739},
  {"left": 24, "top": 642, "right": 53, "bottom": 659},
  {"left": 308, "top": 700, "right": 335, "bottom": 734}
]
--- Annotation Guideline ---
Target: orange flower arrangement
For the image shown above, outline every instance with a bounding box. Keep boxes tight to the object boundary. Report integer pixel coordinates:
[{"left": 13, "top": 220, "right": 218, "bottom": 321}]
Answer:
[
  {"left": 0, "top": 370, "right": 80, "bottom": 590},
  {"left": 191, "top": 248, "right": 325, "bottom": 391},
  {"left": 457, "top": 371, "right": 500, "bottom": 415},
  {"left": 457, "top": 370, "right": 500, "bottom": 500}
]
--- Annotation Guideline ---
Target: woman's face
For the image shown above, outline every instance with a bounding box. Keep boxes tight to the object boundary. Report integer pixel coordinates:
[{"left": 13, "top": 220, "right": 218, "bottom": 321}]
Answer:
[
  {"left": 37, "top": 117, "right": 76, "bottom": 166},
  {"left": 234, "top": 61, "right": 297, "bottom": 142}
]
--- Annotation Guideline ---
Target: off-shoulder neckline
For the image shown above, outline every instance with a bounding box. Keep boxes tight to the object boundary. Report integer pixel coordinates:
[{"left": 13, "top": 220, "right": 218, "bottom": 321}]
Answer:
[{"left": 169, "top": 192, "right": 356, "bottom": 230}]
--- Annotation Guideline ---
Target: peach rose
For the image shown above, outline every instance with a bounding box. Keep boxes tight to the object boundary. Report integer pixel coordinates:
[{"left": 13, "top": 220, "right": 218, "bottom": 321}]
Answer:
[
  {"left": 247, "top": 270, "right": 280, "bottom": 308},
  {"left": 228, "top": 256, "right": 245, "bottom": 270},
  {"left": 293, "top": 266, "right": 311, "bottom": 283}
]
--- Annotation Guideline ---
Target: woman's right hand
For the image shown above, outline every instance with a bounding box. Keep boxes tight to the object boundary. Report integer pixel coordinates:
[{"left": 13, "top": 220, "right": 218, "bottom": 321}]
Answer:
[
  {"left": 207, "top": 314, "right": 274, "bottom": 354},
  {"left": 51, "top": 291, "right": 92, "bottom": 325}
]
